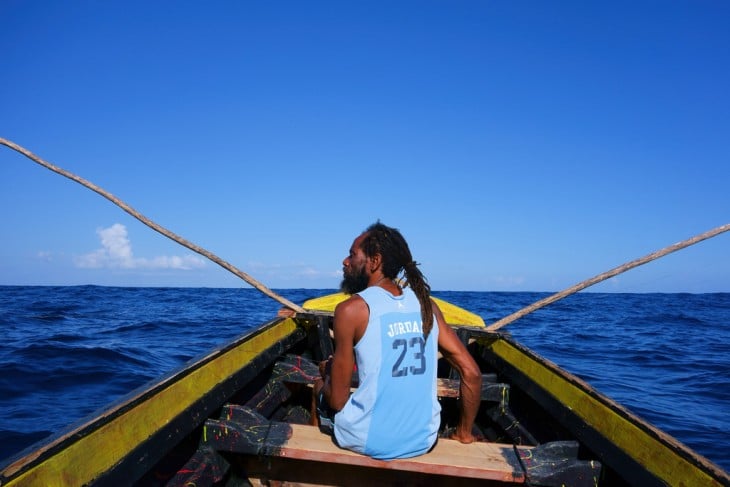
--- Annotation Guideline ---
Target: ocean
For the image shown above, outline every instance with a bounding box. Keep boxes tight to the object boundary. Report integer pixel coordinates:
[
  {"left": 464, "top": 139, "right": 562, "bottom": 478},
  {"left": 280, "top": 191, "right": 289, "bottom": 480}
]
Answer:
[{"left": 0, "top": 286, "right": 728, "bottom": 473}]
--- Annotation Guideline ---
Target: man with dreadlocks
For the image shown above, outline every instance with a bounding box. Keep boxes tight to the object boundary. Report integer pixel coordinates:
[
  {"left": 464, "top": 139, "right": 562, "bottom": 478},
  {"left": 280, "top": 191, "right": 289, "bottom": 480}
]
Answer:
[{"left": 316, "top": 222, "right": 482, "bottom": 460}]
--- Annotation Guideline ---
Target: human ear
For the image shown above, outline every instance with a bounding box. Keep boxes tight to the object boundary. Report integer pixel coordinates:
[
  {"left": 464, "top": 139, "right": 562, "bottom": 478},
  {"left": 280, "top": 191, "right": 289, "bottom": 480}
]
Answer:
[{"left": 369, "top": 253, "right": 382, "bottom": 273}]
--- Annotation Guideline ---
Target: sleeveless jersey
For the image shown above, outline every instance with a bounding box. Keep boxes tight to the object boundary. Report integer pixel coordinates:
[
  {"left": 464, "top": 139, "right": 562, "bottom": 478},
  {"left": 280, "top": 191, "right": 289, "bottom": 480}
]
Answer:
[{"left": 333, "top": 286, "right": 440, "bottom": 460}]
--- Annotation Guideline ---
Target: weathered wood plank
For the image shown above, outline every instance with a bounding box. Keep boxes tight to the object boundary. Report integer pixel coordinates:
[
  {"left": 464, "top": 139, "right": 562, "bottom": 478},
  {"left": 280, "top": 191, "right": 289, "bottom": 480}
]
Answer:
[
  {"left": 280, "top": 424, "right": 526, "bottom": 482},
  {"left": 205, "top": 417, "right": 527, "bottom": 483}
]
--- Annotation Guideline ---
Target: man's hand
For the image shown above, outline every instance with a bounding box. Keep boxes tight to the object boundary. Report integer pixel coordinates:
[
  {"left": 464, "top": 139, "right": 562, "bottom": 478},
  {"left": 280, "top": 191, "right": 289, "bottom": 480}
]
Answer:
[
  {"left": 319, "top": 356, "right": 333, "bottom": 379},
  {"left": 277, "top": 307, "right": 296, "bottom": 318}
]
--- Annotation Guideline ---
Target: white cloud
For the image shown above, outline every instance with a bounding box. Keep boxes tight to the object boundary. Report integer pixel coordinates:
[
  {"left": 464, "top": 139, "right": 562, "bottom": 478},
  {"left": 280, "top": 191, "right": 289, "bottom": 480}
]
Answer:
[
  {"left": 37, "top": 251, "right": 53, "bottom": 262},
  {"left": 75, "top": 223, "right": 205, "bottom": 270}
]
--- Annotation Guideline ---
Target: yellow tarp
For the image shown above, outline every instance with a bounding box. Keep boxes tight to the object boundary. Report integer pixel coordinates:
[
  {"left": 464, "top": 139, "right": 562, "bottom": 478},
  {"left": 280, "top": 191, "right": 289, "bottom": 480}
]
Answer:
[{"left": 303, "top": 292, "right": 485, "bottom": 327}]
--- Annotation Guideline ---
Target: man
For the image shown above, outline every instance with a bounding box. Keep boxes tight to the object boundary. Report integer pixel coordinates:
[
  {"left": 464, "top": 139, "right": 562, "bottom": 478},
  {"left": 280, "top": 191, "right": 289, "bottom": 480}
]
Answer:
[{"left": 316, "top": 222, "right": 482, "bottom": 460}]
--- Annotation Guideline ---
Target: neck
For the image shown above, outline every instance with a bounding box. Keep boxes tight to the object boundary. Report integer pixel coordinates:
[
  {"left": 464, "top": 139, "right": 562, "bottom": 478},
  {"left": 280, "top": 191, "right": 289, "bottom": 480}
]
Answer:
[
  {"left": 372, "top": 275, "right": 389, "bottom": 287},
  {"left": 371, "top": 275, "right": 402, "bottom": 295}
]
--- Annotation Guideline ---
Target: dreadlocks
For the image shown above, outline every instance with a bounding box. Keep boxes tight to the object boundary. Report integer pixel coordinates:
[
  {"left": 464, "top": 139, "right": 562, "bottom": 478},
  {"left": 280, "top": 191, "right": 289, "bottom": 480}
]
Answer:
[{"left": 360, "top": 222, "right": 434, "bottom": 337}]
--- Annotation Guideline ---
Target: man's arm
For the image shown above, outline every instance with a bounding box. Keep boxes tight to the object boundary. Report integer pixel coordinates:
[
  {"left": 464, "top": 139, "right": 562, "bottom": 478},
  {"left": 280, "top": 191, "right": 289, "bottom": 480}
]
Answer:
[
  {"left": 322, "top": 296, "right": 367, "bottom": 411},
  {"left": 434, "top": 300, "right": 482, "bottom": 443}
]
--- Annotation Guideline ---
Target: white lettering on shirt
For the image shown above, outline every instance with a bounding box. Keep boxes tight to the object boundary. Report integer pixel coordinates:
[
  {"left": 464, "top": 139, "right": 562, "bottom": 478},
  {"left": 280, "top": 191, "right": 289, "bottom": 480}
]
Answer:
[{"left": 387, "top": 320, "right": 422, "bottom": 338}]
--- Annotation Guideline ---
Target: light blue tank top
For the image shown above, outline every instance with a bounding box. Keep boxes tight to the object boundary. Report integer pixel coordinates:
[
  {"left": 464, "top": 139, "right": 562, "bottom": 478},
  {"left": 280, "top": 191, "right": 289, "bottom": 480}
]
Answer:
[{"left": 333, "top": 286, "right": 440, "bottom": 460}]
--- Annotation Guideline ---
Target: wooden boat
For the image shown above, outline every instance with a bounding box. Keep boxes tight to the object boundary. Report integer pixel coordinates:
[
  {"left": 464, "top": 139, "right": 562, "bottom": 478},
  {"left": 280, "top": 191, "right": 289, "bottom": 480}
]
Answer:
[{"left": 1, "top": 293, "right": 728, "bottom": 487}]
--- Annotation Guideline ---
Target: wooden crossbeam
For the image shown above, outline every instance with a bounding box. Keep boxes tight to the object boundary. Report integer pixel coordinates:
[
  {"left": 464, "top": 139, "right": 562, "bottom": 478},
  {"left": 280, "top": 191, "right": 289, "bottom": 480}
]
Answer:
[
  {"left": 204, "top": 418, "right": 528, "bottom": 483},
  {"left": 281, "top": 423, "right": 527, "bottom": 482}
]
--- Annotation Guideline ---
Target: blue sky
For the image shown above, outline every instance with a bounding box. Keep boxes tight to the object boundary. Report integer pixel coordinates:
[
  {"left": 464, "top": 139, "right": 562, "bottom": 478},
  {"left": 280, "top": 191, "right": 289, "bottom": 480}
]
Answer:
[{"left": 1, "top": 1, "right": 728, "bottom": 292}]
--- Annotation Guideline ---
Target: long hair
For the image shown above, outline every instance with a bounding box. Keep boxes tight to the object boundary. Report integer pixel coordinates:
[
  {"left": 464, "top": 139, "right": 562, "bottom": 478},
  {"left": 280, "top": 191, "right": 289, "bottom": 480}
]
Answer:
[{"left": 360, "top": 222, "right": 434, "bottom": 337}]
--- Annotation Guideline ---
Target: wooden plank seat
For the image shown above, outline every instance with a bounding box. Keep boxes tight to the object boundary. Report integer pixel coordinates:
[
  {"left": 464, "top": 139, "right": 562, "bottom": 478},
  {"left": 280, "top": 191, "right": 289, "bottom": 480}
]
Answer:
[
  {"left": 200, "top": 405, "right": 601, "bottom": 487},
  {"left": 256, "top": 423, "right": 526, "bottom": 482},
  {"left": 204, "top": 405, "right": 528, "bottom": 483}
]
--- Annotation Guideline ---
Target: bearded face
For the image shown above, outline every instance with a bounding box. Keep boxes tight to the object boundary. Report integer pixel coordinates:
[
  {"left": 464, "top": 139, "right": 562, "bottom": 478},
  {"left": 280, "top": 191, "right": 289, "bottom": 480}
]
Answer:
[{"left": 340, "top": 261, "right": 369, "bottom": 295}]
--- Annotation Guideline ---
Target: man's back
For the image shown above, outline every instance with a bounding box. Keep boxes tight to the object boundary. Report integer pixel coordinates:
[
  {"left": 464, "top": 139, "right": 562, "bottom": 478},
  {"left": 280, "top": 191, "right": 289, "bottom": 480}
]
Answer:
[{"left": 333, "top": 286, "right": 440, "bottom": 460}]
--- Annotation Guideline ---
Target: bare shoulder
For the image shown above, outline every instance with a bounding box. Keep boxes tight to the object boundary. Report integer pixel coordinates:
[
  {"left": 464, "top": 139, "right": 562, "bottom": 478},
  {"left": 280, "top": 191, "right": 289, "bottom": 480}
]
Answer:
[
  {"left": 431, "top": 298, "right": 462, "bottom": 352},
  {"left": 334, "top": 294, "right": 369, "bottom": 344},
  {"left": 430, "top": 298, "right": 450, "bottom": 333},
  {"left": 430, "top": 298, "right": 446, "bottom": 321},
  {"left": 334, "top": 294, "right": 369, "bottom": 322}
]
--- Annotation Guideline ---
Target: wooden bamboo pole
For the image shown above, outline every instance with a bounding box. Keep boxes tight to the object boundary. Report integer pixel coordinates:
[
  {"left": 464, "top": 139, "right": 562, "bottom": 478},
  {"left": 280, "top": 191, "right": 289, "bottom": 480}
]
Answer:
[
  {"left": 1, "top": 137, "right": 306, "bottom": 313},
  {"left": 487, "top": 222, "right": 730, "bottom": 331}
]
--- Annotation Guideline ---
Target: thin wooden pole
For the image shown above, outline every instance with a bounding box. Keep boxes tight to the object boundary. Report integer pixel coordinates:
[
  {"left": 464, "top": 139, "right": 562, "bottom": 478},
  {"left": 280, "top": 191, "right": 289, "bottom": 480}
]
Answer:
[
  {"left": 1, "top": 137, "right": 306, "bottom": 313},
  {"left": 487, "top": 222, "right": 730, "bottom": 331}
]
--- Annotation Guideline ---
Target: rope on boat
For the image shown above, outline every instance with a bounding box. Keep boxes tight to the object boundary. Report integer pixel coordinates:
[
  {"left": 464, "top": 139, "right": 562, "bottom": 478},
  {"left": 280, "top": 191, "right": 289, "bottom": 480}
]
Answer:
[
  {"left": 487, "top": 222, "right": 730, "bottom": 331},
  {"left": 512, "top": 444, "right": 533, "bottom": 486},
  {"left": 0, "top": 137, "right": 306, "bottom": 313}
]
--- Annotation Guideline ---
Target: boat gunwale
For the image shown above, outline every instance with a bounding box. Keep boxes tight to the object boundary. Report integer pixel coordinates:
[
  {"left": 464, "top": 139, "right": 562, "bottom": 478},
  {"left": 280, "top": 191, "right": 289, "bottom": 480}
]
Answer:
[{"left": 475, "top": 330, "right": 730, "bottom": 486}]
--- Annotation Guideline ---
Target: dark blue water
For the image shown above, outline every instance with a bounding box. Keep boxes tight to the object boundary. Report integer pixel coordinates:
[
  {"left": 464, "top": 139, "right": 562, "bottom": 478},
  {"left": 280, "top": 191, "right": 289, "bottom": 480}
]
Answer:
[{"left": 1, "top": 287, "right": 728, "bottom": 473}]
